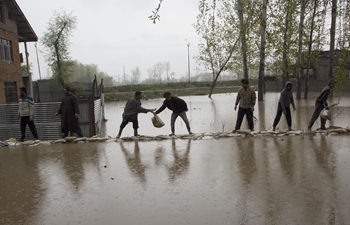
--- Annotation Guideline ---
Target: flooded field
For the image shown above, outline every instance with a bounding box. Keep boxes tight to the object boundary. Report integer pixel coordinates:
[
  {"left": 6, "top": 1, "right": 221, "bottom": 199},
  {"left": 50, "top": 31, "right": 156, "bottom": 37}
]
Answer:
[
  {"left": 104, "top": 92, "right": 350, "bottom": 136},
  {"left": 1, "top": 93, "right": 350, "bottom": 225}
]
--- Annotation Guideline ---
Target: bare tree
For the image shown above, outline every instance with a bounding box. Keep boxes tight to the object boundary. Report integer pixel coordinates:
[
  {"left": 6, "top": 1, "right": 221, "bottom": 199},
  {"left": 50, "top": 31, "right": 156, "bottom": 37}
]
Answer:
[
  {"left": 329, "top": 0, "right": 337, "bottom": 78},
  {"left": 296, "top": 0, "right": 307, "bottom": 99},
  {"left": 258, "top": 0, "right": 268, "bottom": 101}
]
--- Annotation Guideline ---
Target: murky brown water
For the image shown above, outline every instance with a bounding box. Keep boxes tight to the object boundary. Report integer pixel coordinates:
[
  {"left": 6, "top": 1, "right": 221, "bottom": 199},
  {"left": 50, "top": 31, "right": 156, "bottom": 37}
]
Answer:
[
  {"left": 1, "top": 93, "right": 350, "bottom": 225},
  {"left": 104, "top": 92, "right": 350, "bottom": 136}
]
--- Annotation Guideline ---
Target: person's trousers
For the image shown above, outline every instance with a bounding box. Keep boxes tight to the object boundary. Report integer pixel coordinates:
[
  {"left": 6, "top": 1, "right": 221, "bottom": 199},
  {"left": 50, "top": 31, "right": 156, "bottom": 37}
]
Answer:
[
  {"left": 171, "top": 112, "right": 191, "bottom": 134},
  {"left": 120, "top": 115, "right": 139, "bottom": 130},
  {"left": 20, "top": 116, "right": 39, "bottom": 139},
  {"left": 308, "top": 102, "right": 327, "bottom": 129},
  {"left": 235, "top": 107, "right": 254, "bottom": 130},
  {"left": 63, "top": 127, "right": 83, "bottom": 138},
  {"left": 273, "top": 104, "right": 292, "bottom": 128}
]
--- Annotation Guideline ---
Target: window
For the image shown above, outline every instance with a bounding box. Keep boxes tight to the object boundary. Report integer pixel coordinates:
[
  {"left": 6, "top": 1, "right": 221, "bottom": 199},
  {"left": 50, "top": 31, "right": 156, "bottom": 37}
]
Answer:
[
  {"left": 0, "top": 38, "right": 13, "bottom": 62},
  {"left": 4, "top": 81, "right": 18, "bottom": 103}
]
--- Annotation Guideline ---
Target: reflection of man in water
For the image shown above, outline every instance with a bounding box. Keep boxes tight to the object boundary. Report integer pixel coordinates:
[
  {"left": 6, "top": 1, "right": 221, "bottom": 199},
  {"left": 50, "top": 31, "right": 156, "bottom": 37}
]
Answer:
[
  {"left": 167, "top": 139, "right": 191, "bottom": 181},
  {"left": 120, "top": 141, "right": 147, "bottom": 183},
  {"left": 307, "top": 79, "right": 334, "bottom": 131},
  {"left": 233, "top": 79, "right": 256, "bottom": 132},
  {"left": 155, "top": 92, "right": 192, "bottom": 136}
]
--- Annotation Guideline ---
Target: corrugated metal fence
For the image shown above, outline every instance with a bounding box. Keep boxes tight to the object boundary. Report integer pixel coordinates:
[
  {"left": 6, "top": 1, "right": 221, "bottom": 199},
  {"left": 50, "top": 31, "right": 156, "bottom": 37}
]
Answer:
[{"left": 0, "top": 96, "right": 105, "bottom": 141}]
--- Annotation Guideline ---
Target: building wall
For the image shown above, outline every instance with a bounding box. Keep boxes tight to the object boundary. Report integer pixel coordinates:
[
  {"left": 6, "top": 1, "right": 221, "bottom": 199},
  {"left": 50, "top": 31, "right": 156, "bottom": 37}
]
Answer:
[{"left": 0, "top": 3, "right": 22, "bottom": 104}]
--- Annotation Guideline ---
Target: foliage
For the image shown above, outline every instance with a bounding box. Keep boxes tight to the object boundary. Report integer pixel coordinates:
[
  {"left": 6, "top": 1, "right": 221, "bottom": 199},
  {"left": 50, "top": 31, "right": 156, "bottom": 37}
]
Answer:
[{"left": 41, "top": 11, "right": 77, "bottom": 84}]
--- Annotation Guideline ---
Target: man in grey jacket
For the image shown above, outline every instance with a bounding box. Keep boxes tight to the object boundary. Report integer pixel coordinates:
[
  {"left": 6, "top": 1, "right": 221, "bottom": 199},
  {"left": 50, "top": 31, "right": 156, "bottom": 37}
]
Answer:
[
  {"left": 17, "top": 87, "right": 39, "bottom": 141},
  {"left": 272, "top": 81, "right": 296, "bottom": 131},
  {"left": 117, "top": 91, "right": 155, "bottom": 138},
  {"left": 307, "top": 79, "right": 334, "bottom": 131}
]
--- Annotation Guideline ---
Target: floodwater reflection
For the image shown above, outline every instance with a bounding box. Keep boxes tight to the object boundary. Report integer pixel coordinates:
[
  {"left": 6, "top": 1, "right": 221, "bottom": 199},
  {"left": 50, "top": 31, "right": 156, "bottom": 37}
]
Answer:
[
  {"left": 167, "top": 139, "right": 191, "bottom": 181},
  {"left": 120, "top": 141, "right": 147, "bottom": 184}
]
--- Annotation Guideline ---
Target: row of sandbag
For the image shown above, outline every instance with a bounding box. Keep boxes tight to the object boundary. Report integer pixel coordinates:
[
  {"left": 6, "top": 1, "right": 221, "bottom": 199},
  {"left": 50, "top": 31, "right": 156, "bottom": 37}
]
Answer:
[{"left": 1, "top": 128, "right": 349, "bottom": 148}]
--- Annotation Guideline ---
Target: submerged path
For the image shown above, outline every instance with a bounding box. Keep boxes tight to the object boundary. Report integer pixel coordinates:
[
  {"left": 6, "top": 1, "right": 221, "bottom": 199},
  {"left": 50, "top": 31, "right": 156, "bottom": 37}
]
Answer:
[{"left": 1, "top": 127, "right": 349, "bottom": 148}]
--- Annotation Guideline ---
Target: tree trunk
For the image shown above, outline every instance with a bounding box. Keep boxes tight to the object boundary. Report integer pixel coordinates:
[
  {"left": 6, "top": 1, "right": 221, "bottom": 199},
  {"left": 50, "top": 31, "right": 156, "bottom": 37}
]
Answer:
[
  {"left": 208, "top": 38, "right": 239, "bottom": 98},
  {"left": 296, "top": 0, "right": 306, "bottom": 99},
  {"left": 304, "top": 0, "right": 318, "bottom": 99},
  {"left": 237, "top": 0, "right": 249, "bottom": 80},
  {"left": 54, "top": 42, "right": 64, "bottom": 87},
  {"left": 258, "top": 0, "right": 268, "bottom": 101},
  {"left": 282, "top": 3, "right": 291, "bottom": 87},
  {"left": 329, "top": 0, "right": 337, "bottom": 78}
]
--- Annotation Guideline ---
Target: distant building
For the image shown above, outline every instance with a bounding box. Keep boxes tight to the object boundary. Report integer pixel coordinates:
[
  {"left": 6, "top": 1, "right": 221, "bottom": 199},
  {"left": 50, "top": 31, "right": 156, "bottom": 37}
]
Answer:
[
  {"left": 0, "top": 0, "right": 37, "bottom": 104},
  {"left": 299, "top": 50, "right": 349, "bottom": 81},
  {"left": 266, "top": 50, "right": 350, "bottom": 92}
]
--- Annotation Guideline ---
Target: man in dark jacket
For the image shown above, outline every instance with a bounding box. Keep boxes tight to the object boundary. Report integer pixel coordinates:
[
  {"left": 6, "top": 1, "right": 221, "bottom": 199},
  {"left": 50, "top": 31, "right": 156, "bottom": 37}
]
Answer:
[
  {"left": 117, "top": 91, "right": 155, "bottom": 138},
  {"left": 17, "top": 87, "right": 39, "bottom": 141},
  {"left": 233, "top": 79, "right": 256, "bottom": 131},
  {"left": 307, "top": 79, "right": 334, "bottom": 131},
  {"left": 56, "top": 87, "right": 83, "bottom": 138},
  {"left": 272, "top": 81, "right": 296, "bottom": 131},
  {"left": 156, "top": 92, "right": 192, "bottom": 136}
]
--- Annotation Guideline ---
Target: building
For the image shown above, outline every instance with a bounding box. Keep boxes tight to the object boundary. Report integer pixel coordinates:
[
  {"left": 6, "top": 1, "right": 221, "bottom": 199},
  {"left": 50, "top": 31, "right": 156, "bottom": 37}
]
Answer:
[
  {"left": 266, "top": 50, "right": 350, "bottom": 92},
  {"left": 0, "top": 0, "right": 37, "bottom": 104}
]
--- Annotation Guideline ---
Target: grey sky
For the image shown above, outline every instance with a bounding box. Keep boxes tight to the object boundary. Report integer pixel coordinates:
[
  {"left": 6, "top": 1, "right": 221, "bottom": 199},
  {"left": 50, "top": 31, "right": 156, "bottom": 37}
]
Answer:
[{"left": 17, "top": 0, "right": 201, "bottom": 81}]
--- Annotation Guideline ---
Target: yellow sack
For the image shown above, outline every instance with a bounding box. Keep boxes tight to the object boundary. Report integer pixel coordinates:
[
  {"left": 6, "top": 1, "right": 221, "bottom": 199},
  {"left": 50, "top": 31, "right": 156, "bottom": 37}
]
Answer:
[{"left": 152, "top": 115, "right": 165, "bottom": 128}]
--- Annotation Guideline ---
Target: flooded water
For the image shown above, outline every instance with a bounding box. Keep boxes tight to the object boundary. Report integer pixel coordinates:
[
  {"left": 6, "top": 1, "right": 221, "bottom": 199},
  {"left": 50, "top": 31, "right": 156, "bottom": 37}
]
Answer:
[
  {"left": 104, "top": 92, "right": 350, "bottom": 136},
  {"left": 1, "top": 93, "right": 350, "bottom": 225}
]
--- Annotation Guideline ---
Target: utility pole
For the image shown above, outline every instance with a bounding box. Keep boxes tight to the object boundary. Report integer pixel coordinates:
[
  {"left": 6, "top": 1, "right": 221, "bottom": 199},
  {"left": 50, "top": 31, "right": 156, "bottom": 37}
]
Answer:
[
  {"left": 187, "top": 42, "right": 191, "bottom": 83},
  {"left": 35, "top": 42, "right": 42, "bottom": 80}
]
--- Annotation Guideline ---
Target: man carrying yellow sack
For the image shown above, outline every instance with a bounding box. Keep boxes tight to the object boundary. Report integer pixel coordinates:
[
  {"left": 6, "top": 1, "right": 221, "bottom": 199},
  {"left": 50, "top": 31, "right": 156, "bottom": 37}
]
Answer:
[{"left": 155, "top": 92, "right": 192, "bottom": 136}]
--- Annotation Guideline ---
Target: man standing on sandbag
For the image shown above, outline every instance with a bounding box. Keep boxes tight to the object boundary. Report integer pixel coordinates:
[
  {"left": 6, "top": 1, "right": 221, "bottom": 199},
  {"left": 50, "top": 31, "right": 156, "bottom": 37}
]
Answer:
[
  {"left": 272, "top": 81, "right": 296, "bottom": 131},
  {"left": 307, "top": 79, "right": 334, "bottom": 131},
  {"left": 155, "top": 92, "right": 192, "bottom": 136},
  {"left": 117, "top": 91, "right": 155, "bottom": 138},
  {"left": 56, "top": 87, "right": 83, "bottom": 138},
  {"left": 233, "top": 79, "right": 256, "bottom": 132},
  {"left": 17, "top": 87, "right": 39, "bottom": 142}
]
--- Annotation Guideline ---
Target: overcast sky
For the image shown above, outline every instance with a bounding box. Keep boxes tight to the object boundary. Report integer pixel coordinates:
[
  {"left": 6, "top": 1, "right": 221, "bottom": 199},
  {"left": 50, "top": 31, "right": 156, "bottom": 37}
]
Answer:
[{"left": 16, "top": 0, "right": 202, "bottom": 81}]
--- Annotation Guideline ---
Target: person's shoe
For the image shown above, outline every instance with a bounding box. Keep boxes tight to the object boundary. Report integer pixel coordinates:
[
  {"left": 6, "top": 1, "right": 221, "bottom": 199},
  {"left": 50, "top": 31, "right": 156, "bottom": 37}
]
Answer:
[
  {"left": 20, "top": 138, "right": 24, "bottom": 142},
  {"left": 288, "top": 127, "right": 293, "bottom": 131},
  {"left": 169, "top": 133, "right": 175, "bottom": 137},
  {"left": 320, "top": 127, "right": 326, "bottom": 130},
  {"left": 189, "top": 132, "right": 193, "bottom": 135},
  {"left": 232, "top": 129, "right": 237, "bottom": 133},
  {"left": 272, "top": 127, "right": 276, "bottom": 132},
  {"left": 116, "top": 135, "right": 121, "bottom": 139},
  {"left": 306, "top": 128, "right": 312, "bottom": 134}
]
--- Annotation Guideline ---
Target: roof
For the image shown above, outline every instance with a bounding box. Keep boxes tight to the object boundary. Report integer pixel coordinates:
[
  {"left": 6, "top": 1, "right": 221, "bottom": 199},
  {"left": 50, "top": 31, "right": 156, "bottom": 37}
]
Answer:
[{"left": 0, "top": 0, "right": 37, "bottom": 42}]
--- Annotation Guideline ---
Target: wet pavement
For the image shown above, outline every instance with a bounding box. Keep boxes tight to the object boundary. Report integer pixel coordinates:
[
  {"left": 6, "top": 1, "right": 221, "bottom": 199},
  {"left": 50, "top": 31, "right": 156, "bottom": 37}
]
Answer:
[{"left": 1, "top": 93, "right": 350, "bottom": 225}]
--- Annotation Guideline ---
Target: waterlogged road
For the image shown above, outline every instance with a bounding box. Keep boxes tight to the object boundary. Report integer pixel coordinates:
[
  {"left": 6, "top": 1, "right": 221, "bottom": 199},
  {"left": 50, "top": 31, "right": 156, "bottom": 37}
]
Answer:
[
  {"left": 104, "top": 92, "right": 350, "bottom": 136},
  {"left": 1, "top": 93, "right": 350, "bottom": 225},
  {"left": 1, "top": 136, "right": 350, "bottom": 225}
]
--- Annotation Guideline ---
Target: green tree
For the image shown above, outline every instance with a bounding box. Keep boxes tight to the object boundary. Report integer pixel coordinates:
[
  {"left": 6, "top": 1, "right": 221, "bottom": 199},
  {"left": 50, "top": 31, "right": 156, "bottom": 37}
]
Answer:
[{"left": 42, "top": 11, "right": 77, "bottom": 87}]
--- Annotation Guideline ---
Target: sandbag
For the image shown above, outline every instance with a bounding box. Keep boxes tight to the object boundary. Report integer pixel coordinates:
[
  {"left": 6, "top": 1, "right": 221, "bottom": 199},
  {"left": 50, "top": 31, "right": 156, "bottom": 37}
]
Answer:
[
  {"left": 320, "top": 108, "right": 331, "bottom": 121},
  {"left": 152, "top": 115, "right": 165, "bottom": 128}
]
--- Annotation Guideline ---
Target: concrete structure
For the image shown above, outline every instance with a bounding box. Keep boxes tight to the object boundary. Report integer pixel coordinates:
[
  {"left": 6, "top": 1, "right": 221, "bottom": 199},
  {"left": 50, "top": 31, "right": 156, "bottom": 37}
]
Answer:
[
  {"left": 0, "top": 0, "right": 37, "bottom": 104},
  {"left": 266, "top": 50, "right": 350, "bottom": 92}
]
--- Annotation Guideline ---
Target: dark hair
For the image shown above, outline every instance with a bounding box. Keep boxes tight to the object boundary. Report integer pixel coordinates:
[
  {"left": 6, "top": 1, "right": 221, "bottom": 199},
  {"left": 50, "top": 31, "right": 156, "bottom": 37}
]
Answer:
[
  {"left": 135, "top": 91, "right": 143, "bottom": 97},
  {"left": 241, "top": 79, "right": 249, "bottom": 84},
  {"left": 163, "top": 91, "right": 171, "bottom": 98},
  {"left": 20, "top": 87, "right": 27, "bottom": 92},
  {"left": 64, "top": 86, "right": 71, "bottom": 92}
]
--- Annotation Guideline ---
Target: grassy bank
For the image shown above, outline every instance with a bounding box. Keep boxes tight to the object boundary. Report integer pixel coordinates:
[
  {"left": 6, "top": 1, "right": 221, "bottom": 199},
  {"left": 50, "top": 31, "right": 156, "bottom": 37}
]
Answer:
[{"left": 104, "top": 80, "right": 257, "bottom": 101}]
